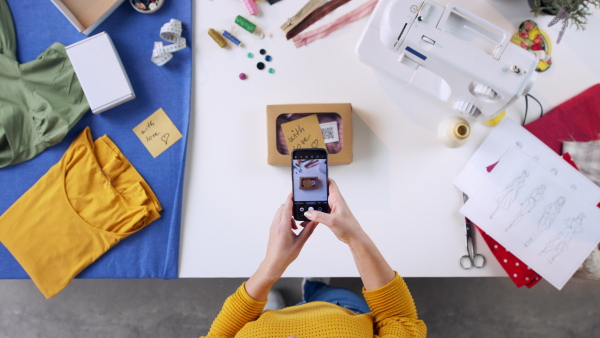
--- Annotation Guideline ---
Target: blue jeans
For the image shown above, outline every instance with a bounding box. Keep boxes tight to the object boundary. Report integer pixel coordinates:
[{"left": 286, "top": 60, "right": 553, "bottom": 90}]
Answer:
[{"left": 298, "top": 281, "right": 371, "bottom": 315}]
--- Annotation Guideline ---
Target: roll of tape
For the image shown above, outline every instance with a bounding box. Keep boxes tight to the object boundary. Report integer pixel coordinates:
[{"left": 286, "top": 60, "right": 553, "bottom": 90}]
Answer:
[
  {"left": 152, "top": 19, "right": 187, "bottom": 66},
  {"left": 438, "top": 116, "right": 471, "bottom": 148}
]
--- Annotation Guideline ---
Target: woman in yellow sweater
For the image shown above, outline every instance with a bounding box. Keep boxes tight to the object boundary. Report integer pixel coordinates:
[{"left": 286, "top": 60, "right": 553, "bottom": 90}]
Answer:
[{"left": 202, "top": 179, "right": 427, "bottom": 337}]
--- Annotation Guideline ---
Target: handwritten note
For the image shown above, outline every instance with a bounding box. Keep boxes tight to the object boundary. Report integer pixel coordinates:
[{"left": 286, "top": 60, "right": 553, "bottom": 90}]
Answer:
[
  {"left": 281, "top": 115, "right": 326, "bottom": 153},
  {"left": 133, "top": 108, "right": 183, "bottom": 158}
]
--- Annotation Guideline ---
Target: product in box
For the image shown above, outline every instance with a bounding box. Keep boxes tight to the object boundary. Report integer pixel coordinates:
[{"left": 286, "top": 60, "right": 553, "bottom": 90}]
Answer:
[
  {"left": 66, "top": 32, "right": 135, "bottom": 114},
  {"left": 299, "top": 177, "right": 320, "bottom": 190},
  {"left": 267, "top": 103, "right": 353, "bottom": 166}
]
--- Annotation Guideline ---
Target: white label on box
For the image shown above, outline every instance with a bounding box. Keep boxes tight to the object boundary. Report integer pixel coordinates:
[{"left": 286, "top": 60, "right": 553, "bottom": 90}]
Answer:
[{"left": 320, "top": 121, "right": 340, "bottom": 143}]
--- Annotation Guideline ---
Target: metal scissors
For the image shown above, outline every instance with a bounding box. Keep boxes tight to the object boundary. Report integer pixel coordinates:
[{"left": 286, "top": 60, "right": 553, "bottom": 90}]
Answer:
[{"left": 460, "top": 194, "right": 486, "bottom": 269}]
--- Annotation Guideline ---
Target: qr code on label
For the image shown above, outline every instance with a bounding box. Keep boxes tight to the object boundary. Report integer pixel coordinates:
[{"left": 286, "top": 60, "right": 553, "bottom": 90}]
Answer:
[
  {"left": 322, "top": 127, "right": 335, "bottom": 139},
  {"left": 320, "top": 121, "right": 339, "bottom": 143}
]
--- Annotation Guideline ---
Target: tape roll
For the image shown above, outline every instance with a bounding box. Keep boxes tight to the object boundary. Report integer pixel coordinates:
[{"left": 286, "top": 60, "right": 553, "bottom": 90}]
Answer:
[
  {"left": 438, "top": 116, "right": 471, "bottom": 148},
  {"left": 152, "top": 19, "right": 187, "bottom": 66}
]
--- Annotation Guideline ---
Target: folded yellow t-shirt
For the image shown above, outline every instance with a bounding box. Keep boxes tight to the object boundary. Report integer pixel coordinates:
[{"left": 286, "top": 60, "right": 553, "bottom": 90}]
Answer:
[{"left": 0, "top": 127, "right": 161, "bottom": 298}]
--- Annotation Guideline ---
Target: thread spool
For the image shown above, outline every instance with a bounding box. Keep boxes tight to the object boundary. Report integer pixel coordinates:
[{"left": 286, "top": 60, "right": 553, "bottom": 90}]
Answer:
[
  {"left": 222, "top": 30, "right": 242, "bottom": 46},
  {"left": 235, "top": 15, "right": 265, "bottom": 39},
  {"left": 208, "top": 28, "right": 227, "bottom": 48},
  {"left": 243, "top": 0, "right": 259, "bottom": 15},
  {"left": 437, "top": 116, "right": 471, "bottom": 148}
]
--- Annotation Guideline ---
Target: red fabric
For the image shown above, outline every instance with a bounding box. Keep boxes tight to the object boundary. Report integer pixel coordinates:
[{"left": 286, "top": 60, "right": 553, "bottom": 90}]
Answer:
[
  {"left": 475, "top": 84, "right": 600, "bottom": 288},
  {"left": 477, "top": 226, "right": 543, "bottom": 288},
  {"left": 561, "top": 152, "right": 579, "bottom": 170}
]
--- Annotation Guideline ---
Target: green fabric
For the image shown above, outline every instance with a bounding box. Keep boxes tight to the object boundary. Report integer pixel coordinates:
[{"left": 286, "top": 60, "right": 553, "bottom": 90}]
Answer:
[{"left": 0, "top": 0, "right": 89, "bottom": 168}]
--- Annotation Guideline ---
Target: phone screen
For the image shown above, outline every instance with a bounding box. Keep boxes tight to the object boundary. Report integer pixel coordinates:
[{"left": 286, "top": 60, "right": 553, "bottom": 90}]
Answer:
[{"left": 292, "top": 149, "right": 329, "bottom": 221}]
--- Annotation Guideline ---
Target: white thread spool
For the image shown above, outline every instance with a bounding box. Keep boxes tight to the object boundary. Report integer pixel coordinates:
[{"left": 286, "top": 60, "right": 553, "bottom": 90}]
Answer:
[{"left": 438, "top": 116, "right": 471, "bottom": 148}]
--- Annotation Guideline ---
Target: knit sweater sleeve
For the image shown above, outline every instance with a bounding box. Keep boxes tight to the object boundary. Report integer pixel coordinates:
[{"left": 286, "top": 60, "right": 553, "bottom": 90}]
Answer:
[
  {"left": 201, "top": 282, "right": 266, "bottom": 338},
  {"left": 363, "top": 272, "right": 427, "bottom": 337}
]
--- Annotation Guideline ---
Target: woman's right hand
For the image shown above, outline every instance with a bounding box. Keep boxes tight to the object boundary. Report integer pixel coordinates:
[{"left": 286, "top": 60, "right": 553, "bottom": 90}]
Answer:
[{"left": 303, "top": 178, "right": 364, "bottom": 245}]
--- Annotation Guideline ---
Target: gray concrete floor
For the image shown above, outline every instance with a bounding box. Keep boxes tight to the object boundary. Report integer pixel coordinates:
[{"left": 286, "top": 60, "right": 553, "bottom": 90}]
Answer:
[{"left": 1, "top": 276, "right": 599, "bottom": 337}]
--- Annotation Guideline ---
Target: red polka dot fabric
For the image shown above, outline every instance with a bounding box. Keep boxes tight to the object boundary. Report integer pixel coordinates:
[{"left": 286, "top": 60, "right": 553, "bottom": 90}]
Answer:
[{"left": 476, "top": 225, "right": 543, "bottom": 288}]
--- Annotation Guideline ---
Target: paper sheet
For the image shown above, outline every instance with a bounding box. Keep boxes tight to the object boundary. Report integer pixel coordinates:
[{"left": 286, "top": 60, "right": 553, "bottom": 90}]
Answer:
[
  {"left": 281, "top": 114, "right": 326, "bottom": 152},
  {"left": 133, "top": 108, "right": 183, "bottom": 158},
  {"left": 461, "top": 147, "right": 600, "bottom": 290},
  {"left": 454, "top": 118, "right": 600, "bottom": 205}
]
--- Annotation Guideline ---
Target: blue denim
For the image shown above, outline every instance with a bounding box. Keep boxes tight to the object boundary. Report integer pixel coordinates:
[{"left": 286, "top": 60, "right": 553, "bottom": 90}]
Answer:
[{"left": 298, "top": 281, "right": 371, "bottom": 315}]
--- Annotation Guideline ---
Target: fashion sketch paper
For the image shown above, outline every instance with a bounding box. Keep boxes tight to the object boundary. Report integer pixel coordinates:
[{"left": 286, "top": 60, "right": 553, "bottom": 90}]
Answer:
[{"left": 461, "top": 146, "right": 600, "bottom": 290}]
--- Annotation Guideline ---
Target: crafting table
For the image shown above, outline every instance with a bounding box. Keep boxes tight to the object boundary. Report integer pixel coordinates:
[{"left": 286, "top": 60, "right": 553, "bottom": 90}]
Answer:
[{"left": 181, "top": 0, "right": 600, "bottom": 278}]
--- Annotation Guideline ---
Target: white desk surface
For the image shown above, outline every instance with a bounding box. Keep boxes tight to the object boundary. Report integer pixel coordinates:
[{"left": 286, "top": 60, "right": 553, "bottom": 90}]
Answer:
[{"left": 180, "top": 0, "right": 600, "bottom": 278}]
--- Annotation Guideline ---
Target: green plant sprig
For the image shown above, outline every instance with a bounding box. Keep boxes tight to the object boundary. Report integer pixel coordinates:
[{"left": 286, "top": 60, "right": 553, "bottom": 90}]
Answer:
[{"left": 531, "top": 0, "right": 600, "bottom": 30}]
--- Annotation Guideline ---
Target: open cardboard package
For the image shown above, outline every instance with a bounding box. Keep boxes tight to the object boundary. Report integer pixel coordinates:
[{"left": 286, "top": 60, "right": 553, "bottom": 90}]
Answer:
[
  {"left": 51, "top": 0, "right": 125, "bottom": 35},
  {"left": 267, "top": 103, "right": 353, "bottom": 166}
]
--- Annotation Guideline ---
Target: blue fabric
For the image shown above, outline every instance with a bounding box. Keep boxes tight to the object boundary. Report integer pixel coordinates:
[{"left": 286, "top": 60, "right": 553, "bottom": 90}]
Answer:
[
  {"left": 0, "top": 0, "right": 191, "bottom": 279},
  {"left": 300, "top": 281, "right": 372, "bottom": 315}
]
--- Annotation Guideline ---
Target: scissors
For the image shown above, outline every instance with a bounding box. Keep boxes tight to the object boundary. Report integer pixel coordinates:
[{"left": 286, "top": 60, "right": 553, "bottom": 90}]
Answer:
[{"left": 460, "top": 194, "right": 486, "bottom": 269}]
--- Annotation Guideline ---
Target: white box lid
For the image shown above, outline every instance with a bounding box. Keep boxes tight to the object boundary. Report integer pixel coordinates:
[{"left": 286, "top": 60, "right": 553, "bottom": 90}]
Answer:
[{"left": 66, "top": 32, "right": 135, "bottom": 114}]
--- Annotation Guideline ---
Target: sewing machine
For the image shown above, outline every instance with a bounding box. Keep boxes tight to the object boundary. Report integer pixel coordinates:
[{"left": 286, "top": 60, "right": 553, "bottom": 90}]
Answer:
[{"left": 356, "top": 0, "right": 538, "bottom": 122}]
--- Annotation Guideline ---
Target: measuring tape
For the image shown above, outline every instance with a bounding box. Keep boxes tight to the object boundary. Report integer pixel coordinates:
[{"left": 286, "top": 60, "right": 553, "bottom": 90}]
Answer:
[{"left": 151, "top": 19, "right": 187, "bottom": 66}]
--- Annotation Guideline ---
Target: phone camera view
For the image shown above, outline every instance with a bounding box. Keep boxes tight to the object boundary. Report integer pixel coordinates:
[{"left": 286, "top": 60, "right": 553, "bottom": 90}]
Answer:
[{"left": 292, "top": 151, "right": 328, "bottom": 220}]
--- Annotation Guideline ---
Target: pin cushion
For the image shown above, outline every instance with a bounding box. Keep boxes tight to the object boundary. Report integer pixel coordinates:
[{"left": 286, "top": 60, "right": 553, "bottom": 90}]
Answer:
[
  {"left": 510, "top": 20, "right": 552, "bottom": 72},
  {"left": 130, "top": 0, "right": 164, "bottom": 14}
]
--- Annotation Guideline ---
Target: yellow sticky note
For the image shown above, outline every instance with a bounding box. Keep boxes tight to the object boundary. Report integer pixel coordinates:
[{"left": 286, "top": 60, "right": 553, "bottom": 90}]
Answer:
[
  {"left": 281, "top": 114, "right": 326, "bottom": 152},
  {"left": 133, "top": 108, "right": 183, "bottom": 158}
]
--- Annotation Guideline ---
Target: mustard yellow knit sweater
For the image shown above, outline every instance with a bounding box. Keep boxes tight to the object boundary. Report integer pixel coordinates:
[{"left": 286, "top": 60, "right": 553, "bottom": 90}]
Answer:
[{"left": 202, "top": 272, "right": 427, "bottom": 337}]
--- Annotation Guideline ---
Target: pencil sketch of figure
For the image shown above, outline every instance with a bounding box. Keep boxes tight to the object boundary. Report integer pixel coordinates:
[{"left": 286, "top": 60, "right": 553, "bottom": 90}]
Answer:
[
  {"left": 490, "top": 170, "right": 529, "bottom": 220},
  {"left": 505, "top": 184, "right": 546, "bottom": 232},
  {"left": 538, "top": 213, "right": 585, "bottom": 264},
  {"left": 525, "top": 196, "right": 566, "bottom": 247}
]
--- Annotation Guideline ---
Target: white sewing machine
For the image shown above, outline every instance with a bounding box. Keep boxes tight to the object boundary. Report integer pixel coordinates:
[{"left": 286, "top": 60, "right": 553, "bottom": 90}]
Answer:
[{"left": 356, "top": 0, "right": 538, "bottom": 122}]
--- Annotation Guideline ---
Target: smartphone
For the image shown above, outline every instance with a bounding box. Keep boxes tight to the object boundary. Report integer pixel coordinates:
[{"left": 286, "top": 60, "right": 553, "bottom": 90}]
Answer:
[{"left": 292, "top": 148, "right": 329, "bottom": 221}]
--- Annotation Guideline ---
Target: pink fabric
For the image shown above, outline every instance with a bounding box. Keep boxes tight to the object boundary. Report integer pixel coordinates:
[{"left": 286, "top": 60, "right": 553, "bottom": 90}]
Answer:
[
  {"left": 293, "top": 0, "right": 378, "bottom": 47},
  {"left": 275, "top": 113, "right": 344, "bottom": 155}
]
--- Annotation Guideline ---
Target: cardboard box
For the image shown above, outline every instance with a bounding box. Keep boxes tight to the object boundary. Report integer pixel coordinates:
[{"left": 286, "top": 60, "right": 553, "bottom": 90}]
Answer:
[
  {"left": 267, "top": 103, "right": 353, "bottom": 166},
  {"left": 51, "top": 0, "right": 125, "bottom": 36},
  {"left": 66, "top": 32, "right": 135, "bottom": 114},
  {"left": 299, "top": 177, "right": 320, "bottom": 190}
]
